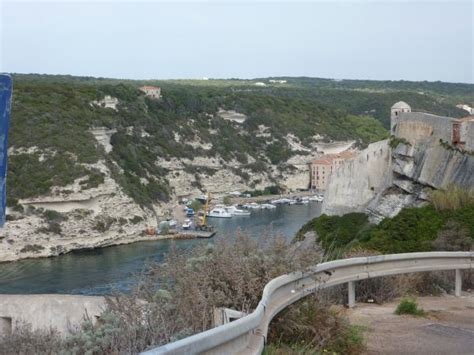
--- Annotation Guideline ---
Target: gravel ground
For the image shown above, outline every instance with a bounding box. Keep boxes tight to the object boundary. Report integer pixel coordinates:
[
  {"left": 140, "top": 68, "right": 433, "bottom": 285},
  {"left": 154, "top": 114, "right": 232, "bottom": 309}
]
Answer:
[{"left": 348, "top": 293, "right": 474, "bottom": 355}]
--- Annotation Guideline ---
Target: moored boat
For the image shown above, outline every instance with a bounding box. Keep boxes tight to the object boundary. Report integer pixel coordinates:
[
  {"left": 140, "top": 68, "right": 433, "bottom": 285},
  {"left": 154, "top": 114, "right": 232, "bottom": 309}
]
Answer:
[{"left": 207, "top": 208, "right": 232, "bottom": 218}]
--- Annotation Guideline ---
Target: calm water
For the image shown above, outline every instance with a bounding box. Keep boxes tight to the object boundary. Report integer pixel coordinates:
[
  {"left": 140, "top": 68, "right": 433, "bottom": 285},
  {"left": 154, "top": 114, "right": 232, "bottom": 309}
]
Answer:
[{"left": 0, "top": 203, "right": 321, "bottom": 295}]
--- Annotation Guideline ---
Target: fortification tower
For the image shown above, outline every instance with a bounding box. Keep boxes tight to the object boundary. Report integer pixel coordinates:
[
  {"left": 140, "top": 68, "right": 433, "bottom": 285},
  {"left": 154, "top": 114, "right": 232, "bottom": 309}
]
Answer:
[{"left": 390, "top": 101, "right": 411, "bottom": 134}]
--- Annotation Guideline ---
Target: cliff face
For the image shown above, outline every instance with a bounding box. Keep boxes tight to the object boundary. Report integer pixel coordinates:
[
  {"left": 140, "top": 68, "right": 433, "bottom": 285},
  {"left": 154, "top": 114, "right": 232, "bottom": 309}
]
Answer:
[{"left": 323, "top": 113, "right": 474, "bottom": 223}]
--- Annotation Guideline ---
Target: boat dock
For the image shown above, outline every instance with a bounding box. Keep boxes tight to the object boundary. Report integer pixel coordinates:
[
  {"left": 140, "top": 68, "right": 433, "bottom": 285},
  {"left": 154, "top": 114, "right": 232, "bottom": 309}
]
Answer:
[{"left": 174, "top": 230, "right": 216, "bottom": 239}]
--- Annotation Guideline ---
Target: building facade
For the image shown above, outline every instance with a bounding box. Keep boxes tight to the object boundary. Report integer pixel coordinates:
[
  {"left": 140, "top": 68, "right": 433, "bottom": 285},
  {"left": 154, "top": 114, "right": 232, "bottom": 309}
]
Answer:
[
  {"left": 139, "top": 86, "right": 161, "bottom": 99},
  {"left": 309, "top": 151, "right": 355, "bottom": 190}
]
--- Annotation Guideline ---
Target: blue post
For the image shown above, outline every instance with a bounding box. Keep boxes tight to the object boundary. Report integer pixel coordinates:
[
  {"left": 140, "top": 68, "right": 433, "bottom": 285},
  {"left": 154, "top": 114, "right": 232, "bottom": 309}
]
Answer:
[{"left": 0, "top": 74, "right": 13, "bottom": 228}]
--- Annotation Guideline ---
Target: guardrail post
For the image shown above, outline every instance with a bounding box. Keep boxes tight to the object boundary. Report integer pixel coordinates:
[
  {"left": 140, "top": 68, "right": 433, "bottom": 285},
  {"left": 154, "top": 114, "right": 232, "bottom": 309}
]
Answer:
[
  {"left": 455, "top": 269, "right": 462, "bottom": 297},
  {"left": 348, "top": 281, "right": 356, "bottom": 308}
]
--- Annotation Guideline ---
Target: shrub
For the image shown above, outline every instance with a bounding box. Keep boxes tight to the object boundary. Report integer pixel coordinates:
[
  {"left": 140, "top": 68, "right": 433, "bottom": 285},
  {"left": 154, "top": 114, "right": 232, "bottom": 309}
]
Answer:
[
  {"left": 267, "top": 295, "right": 366, "bottom": 354},
  {"left": 20, "top": 244, "right": 45, "bottom": 253},
  {"left": 394, "top": 297, "right": 425, "bottom": 317}
]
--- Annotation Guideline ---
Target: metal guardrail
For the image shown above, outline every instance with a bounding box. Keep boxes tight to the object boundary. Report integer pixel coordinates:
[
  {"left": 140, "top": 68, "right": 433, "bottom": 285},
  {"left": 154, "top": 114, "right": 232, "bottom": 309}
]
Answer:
[{"left": 142, "top": 251, "right": 473, "bottom": 355}]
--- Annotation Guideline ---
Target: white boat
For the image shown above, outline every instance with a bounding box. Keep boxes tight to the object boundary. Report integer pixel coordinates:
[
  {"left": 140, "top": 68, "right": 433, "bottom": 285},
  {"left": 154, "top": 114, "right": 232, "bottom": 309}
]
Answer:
[
  {"left": 261, "top": 203, "right": 276, "bottom": 209},
  {"left": 309, "top": 195, "right": 324, "bottom": 202},
  {"left": 248, "top": 203, "right": 262, "bottom": 209},
  {"left": 182, "top": 219, "right": 192, "bottom": 230},
  {"left": 225, "top": 206, "right": 251, "bottom": 216},
  {"left": 207, "top": 208, "right": 232, "bottom": 218}
]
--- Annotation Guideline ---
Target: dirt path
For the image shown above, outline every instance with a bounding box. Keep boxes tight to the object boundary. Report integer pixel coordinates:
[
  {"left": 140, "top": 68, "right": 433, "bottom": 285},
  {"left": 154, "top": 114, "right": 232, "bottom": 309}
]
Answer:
[{"left": 348, "top": 294, "right": 474, "bottom": 355}]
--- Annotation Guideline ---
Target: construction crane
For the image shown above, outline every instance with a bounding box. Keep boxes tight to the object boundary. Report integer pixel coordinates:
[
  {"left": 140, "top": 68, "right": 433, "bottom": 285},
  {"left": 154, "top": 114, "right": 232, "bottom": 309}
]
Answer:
[{"left": 196, "top": 193, "right": 214, "bottom": 232}]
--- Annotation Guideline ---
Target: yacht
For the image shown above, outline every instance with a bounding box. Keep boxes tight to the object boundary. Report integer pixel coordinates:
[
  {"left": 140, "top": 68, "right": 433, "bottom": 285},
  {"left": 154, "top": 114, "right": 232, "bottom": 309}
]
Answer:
[
  {"left": 225, "top": 205, "right": 251, "bottom": 216},
  {"left": 207, "top": 208, "right": 232, "bottom": 218}
]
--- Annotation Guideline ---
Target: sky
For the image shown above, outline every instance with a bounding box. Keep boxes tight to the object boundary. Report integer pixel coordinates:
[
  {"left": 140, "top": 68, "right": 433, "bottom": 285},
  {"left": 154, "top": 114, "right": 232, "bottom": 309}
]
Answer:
[{"left": 1, "top": 1, "right": 473, "bottom": 83}]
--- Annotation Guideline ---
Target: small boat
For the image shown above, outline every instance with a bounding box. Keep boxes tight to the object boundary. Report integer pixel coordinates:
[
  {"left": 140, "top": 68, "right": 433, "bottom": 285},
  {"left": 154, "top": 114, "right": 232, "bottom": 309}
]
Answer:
[
  {"left": 248, "top": 203, "right": 262, "bottom": 210},
  {"left": 182, "top": 218, "right": 192, "bottom": 230},
  {"left": 207, "top": 208, "right": 232, "bottom": 218},
  {"left": 261, "top": 203, "right": 276, "bottom": 209},
  {"left": 186, "top": 208, "right": 195, "bottom": 217},
  {"left": 309, "top": 195, "right": 324, "bottom": 202}
]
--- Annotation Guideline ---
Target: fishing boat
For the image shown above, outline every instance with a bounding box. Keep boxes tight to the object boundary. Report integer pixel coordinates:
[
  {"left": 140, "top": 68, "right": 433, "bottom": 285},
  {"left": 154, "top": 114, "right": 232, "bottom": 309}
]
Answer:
[{"left": 207, "top": 208, "right": 232, "bottom": 218}]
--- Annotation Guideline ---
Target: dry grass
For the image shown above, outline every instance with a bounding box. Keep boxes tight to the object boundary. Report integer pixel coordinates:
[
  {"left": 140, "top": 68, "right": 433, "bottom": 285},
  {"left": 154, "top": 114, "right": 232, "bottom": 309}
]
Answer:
[{"left": 430, "top": 185, "right": 474, "bottom": 211}]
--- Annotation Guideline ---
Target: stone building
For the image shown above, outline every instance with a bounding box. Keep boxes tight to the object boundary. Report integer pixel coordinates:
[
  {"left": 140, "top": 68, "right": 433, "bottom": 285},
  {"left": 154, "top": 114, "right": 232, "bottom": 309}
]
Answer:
[
  {"left": 391, "top": 102, "right": 474, "bottom": 151},
  {"left": 90, "top": 95, "right": 119, "bottom": 110},
  {"left": 390, "top": 101, "right": 411, "bottom": 133},
  {"left": 139, "top": 86, "right": 161, "bottom": 99},
  {"left": 309, "top": 151, "right": 355, "bottom": 190}
]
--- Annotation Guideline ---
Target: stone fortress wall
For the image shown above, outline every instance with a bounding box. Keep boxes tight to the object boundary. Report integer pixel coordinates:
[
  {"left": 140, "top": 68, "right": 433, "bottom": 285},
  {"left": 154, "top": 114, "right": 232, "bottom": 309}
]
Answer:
[
  {"left": 323, "top": 101, "right": 474, "bottom": 218},
  {"left": 395, "top": 111, "right": 455, "bottom": 144}
]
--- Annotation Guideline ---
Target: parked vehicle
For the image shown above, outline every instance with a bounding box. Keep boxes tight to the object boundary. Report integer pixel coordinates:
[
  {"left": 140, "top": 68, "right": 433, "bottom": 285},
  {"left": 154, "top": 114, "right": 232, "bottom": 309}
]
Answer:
[{"left": 182, "top": 218, "right": 192, "bottom": 230}]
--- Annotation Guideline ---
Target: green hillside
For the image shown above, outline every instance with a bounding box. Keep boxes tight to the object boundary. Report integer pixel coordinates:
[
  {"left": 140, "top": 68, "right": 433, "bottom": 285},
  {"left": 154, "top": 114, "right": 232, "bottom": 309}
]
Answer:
[{"left": 7, "top": 74, "right": 471, "bottom": 207}]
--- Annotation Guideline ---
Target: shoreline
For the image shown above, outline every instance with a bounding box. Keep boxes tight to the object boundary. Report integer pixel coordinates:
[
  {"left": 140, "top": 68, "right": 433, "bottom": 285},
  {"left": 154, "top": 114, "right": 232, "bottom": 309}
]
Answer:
[{"left": 0, "top": 231, "right": 203, "bottom": 264}]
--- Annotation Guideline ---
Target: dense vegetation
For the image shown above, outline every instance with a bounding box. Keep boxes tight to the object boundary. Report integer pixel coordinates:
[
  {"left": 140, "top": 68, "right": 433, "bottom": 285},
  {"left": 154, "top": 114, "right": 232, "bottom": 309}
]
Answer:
[
  {"left": 296, "top": 188, "right": 474, "bottom": 255},
  {"left": 7, "top": 74, "right": 470, "bottom": 206}
]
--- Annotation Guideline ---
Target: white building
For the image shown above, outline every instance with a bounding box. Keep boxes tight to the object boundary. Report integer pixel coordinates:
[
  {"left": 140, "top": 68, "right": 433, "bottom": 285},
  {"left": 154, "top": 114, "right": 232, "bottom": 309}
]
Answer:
[
  {"left": 90, "top": 95, "right": 119, "bottom": 110},
  {"left": 139, "top": 86, "right": 161, "bottom": 99}
]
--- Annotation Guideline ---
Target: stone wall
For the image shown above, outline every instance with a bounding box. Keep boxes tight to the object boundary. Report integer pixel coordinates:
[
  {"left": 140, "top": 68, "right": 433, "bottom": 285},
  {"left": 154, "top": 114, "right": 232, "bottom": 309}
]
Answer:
[
  {"left": 465, "top": 121, "right": 474, "bottom": 152},
  {"left": 0, "top": 294, "right": 105, "bottom": 335},
  {"left": 322, "top": 140, "right": 391, "bottom": 215},
  {"left": 396, "top": 112, "right": 454, "bottom": 144}
]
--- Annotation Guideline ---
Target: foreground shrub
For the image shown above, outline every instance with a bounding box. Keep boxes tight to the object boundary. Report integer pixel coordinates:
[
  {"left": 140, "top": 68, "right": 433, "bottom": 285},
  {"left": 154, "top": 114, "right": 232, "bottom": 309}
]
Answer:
[
  {"left": 394, "top": 297, "right": 426, "bottom": 317},
  {"left": 0, "top": 322, "right": 62, "bottom": 354},
  {"left": 267, "top": 295, "right": 365, "bottom": 354}
]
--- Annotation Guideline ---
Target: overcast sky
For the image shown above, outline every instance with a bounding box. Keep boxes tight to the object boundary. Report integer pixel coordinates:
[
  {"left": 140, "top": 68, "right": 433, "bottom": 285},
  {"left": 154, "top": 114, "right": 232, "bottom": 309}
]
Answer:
[{"left": 1, "top": 1, "right": 473, "bottom": 83}]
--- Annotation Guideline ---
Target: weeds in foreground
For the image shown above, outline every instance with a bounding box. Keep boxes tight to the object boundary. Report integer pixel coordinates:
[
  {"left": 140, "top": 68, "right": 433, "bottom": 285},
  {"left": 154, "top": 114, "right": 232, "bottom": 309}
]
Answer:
[
  {"left": 394, "top": 297, "right": 426, "bottom": 317},
  {"left": 430, "top": 185, "right": 474, "bottom": 211},
  {"left": 266, "top": 295, "right": 366, "bottom": 354}
]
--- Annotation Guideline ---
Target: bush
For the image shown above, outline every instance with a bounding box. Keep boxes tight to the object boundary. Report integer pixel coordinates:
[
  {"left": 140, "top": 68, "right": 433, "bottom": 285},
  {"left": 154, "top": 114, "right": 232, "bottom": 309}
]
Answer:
[
  {"left": 394, "top": 297, "right": 426, "bottom": 317},
  {"left": 19, "top": 244, "right": 45, "bottom": 253},
  {"left": 267, "top": 295, "right": 365, "bottom": 354}
]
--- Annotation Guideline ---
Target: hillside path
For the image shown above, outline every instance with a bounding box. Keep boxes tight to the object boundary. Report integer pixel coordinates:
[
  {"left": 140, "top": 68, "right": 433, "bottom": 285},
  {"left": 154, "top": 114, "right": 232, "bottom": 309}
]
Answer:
[{"left": 348, "top": 293, "right": 474, "bottom": 355}]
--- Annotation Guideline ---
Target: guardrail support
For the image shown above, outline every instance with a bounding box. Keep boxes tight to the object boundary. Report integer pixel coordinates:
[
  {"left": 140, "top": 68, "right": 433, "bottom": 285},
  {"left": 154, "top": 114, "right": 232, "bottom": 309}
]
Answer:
[
  {"left": 348, "top": 281, "right": 356, "bottom": 308},
  {"left": 455, "top": 269, "right": 462, "bottom": 297}
]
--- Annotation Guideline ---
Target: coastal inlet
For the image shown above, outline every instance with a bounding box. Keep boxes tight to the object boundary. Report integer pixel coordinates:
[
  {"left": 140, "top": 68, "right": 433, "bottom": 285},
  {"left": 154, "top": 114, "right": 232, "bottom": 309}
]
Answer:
[{"left": 0, "top": 203, "right": 322, "bottom": 295}]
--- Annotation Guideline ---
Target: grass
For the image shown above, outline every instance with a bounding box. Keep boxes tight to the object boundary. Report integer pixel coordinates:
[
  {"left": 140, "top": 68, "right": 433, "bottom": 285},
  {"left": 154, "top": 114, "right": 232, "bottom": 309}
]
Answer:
[
  {"left": 430, "top": 185, "right": 474, "bottom": 211},
  {"left": 394, "top": 297, "right": 426, "bottom": 317}
]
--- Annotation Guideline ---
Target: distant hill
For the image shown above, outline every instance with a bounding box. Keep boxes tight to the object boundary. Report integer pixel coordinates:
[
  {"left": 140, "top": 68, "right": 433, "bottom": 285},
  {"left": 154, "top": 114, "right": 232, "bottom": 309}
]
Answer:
[{"left": 6, "top": 74, "right": 471, "bottom": 207}]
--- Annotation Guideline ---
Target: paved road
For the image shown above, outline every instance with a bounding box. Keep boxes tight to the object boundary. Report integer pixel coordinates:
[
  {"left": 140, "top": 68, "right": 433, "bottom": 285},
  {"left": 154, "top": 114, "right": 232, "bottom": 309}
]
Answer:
[{"left": 348, "top": 294, "right": 474, "bottom": 355}]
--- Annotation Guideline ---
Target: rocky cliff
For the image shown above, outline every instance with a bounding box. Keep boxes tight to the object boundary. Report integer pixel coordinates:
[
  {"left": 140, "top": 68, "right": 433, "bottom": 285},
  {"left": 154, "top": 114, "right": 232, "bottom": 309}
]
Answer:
[{"left": 323, "top": 131, "right": 474, "bottom": 223}]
